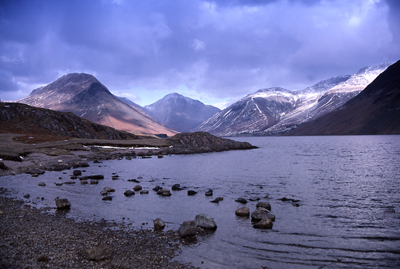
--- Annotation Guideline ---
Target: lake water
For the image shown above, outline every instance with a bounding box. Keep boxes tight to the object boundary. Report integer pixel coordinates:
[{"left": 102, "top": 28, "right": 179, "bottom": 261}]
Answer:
[{"left": 1, "top": 135, "right": 400, "bottom": 268}]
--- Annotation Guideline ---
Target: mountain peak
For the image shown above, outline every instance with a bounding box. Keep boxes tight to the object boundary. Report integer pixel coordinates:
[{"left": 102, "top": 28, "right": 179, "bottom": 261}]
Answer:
[{"left": 17, "top": 74, "right": 177, "bottom": 136}]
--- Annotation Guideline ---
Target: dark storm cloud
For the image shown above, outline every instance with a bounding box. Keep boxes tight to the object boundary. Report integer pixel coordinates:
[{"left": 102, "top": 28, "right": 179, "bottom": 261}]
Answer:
[{"left": 0, "top": 0, "right": 399, "bottom": 106}]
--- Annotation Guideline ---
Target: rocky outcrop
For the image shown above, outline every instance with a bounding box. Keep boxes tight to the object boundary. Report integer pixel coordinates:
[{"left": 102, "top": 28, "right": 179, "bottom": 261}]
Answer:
[
  {"left": 0, "top": 102, "right": 140, "bottom": 140},
  {"left": 166, "top": 132, "right": 257, "bottom": 154}
]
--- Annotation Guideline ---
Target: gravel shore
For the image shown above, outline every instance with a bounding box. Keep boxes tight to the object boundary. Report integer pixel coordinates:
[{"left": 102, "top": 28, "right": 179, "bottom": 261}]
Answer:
[{"left": 0, "top": 189, "right": 196, "bottom": 269}]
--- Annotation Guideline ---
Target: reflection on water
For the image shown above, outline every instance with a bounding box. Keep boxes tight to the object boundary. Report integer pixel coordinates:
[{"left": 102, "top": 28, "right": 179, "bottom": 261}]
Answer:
[{"left": 1, "top": 135, "right": 400, "bottom": 268}]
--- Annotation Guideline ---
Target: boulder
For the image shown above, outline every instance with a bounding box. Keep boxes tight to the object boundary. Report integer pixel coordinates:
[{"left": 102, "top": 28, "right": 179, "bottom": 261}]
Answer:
[
  {"left": 140, "top": 190, "right": 149, "bottom": 194},
  {"left": 249, "top": 197, "right": 260, "bottom": 201},
  {"left": 251, "top": 208, "right": 269, "bottom": 221},
  {"left": 124, "top": 190, "right": 135, "bottom": 197},
  {"left": 55, "top": 182, "right": 62, "bottom": 186},
  {"left": 194, "top": 213, "right": 217, "bottom": 230},
  {"left": 38, "top": 182, "right": 46, "bottom": 187},
  {"left": 205, "top": 190, "right": 213, "bottom": 196},
  {"left": 178, "top": 220, "right": 199, "bottom": 237},
  {"left": 55, "top": 198, "right": 71, "bottom": 210},
  {"left": 133, "top": 185, "right": 142, "bottom": 191},
  {"left": 73, "top": 170, "right": 82, "bottom": 176},
  {"left": 256, "top": 202, "right": 271, "bottom": 211},
  {"left": 23, "top": 194, "right": 30, "bottom": 199},
  {"left": 235, "top": 207, "right": 250, "bottom": 217},
  {"left": 86, "top": 244, "right": 112, "bottom": 261},
  {"left": 210, "top": 197, "right": 224, "bottom": 203},
  {"left": 90, "top": 180, "right": 98, "bottom": 184},
  {"left": 80, "top": 180, "right": 88, "bottom": 185},
  {"left": 187, "top": 190, "right": 197, "bottom": 196},
  {"left": 161, "top": 189, "right": 171, "bottom": 196},
  {"left": 102, "top": 196, "right": 112, "bottom": 201},
  {"left": 153, "top": 186, "right": 163, "bottom": 192},
  {"left": 103, "top": 187, "right": 115, "bottom": 193},
  {"left": 235, "top": 198, "right": 247, "bottom": 204},
  {"left": 70, "top": 176, "right": 77, "bottom": 179},
  {"left": 153, "top": 218, "right": 165, "bottom": 230},
  {"left": 253, "top": 218, "right": 273, "bottom": 229},
  {"left": 172, "top": 184, "right": 184, "bottom": 191}
]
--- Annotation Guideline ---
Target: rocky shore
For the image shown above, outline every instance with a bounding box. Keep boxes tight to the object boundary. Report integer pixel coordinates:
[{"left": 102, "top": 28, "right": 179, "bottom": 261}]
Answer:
[
  {"left": 0, "top": 188, "right": 197, "bottom": 269},
  {"left": 0, "top": 132, "right": 257, "bottom": 177}
]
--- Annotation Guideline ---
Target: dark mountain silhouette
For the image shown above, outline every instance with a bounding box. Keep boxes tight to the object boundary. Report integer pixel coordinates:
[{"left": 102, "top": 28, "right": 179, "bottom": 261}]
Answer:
[
  {"left": 0, "top": 102, "right": 140, "bottom": 139},
  {"left": 288, "top": 60, "right": 400, "bottom": 135},
  {"left": 144, "top": 93, "right": 220, "bottom": 132},
  {"left": 17, "top": 73, "right": 177, "bottom": 136}
]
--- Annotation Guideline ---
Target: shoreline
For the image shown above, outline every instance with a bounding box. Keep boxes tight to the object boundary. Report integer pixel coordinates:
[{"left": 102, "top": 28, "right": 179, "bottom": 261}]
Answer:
[
  {"left": 0, "top": 188, "right": 197, "bottom": 269},
  {"left": 0, "top": 132, "right": 257, "bottom": 177}
]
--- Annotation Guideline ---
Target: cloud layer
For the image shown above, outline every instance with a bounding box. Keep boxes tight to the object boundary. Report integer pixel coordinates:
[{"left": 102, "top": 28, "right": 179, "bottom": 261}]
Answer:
[{"left": 0, "top": 0, "right": 399, "bottom": 107}]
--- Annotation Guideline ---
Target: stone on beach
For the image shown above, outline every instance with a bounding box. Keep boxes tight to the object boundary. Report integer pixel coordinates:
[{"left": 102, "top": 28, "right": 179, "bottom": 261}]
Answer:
[
  {"left": 178, "top": 220, "right": 199, "bottom": 237},
  {"left": 55, "top": 198, "right": 71, "bottom": 210},
  {"left": 194, "top": 213, "right": 217, "bottom": 230},
  {"left": 153, "top": 218, "right": 165, "bottom": 230}
]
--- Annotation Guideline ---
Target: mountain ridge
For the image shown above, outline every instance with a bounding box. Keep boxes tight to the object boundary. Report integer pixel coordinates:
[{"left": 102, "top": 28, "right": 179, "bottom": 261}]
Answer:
[
  {"left": 17, "top": 73, "right": 177, "bottom": 136},
  {"left": 144, "top": 93, "right": 220, "bottom": 132}
]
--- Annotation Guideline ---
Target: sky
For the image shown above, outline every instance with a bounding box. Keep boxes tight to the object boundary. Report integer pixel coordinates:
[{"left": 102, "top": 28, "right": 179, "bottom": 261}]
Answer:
[{"left": 0, "top": 0, "right": 399, "bottom": 108}]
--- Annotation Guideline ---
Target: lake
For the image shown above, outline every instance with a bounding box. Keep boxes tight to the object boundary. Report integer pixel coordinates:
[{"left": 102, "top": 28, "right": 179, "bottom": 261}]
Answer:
[{"left": 1, "top": 135, "right": 400, "bottom": 268}]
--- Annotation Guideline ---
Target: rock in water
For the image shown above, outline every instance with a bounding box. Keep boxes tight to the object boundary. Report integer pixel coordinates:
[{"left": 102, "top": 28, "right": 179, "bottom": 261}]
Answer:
[
  {"left": 251, "top": 208, "right": 271, "bottom": 221},
  {"left": 55, "top": 198, "right": 71, "bottom": 210},
  {"left": 124, "top": 190, "right": 135, "bottom": 197},
  {"left": 205, "top": 189, "right": 213, "bottom": 196},
  {"left": 194, "top": 213, "right": 217, "bottom": 230},
  {"left": 153, "top": 218, "right": 165, "bottom": 230},
  {"left": 256, "top": 202, "right": 271, "bottom": 211},
  {"left": 133, "top": 185, "right": 142, "bottom": 191},
  {"left": 235, "top": 207, "right": 250, "bottom": 217},
  {"left": 253, "top": 218, "right": 273, "bottom": 229},
  {"left": 235, "top": 198, "right": 247, "bottom": 204},
  {"left": 187, "top": 190, "right": 197, "bottom": 196},
  {"left": 86, "top": 244, "right": 112, "bottom": 261},
  {"left": 178, "top": 220, "right": 199, "bottom": 237}
]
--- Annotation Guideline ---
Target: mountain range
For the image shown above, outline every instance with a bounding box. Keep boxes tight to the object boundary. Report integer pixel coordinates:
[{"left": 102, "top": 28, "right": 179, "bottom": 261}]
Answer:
[
  {"left": 143, "top": 93, "right": 220, "bottom": 132},
  {"left": 17, "top": 73, "right": 176, "bottom": 136},
  {"left": 194, "top": 63, "right": 391, "bottom": 136},
  {"left": 288, "top": 60, "right": 400, "bottom": 135},
  {"left": 8, "top": 60, "right": 399, "bottom": 137}
]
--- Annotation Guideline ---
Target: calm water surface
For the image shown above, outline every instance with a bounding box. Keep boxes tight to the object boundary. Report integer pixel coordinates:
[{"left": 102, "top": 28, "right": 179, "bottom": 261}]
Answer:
[{"left": 1, "top": 135, "right": 400, "bottom": 268}]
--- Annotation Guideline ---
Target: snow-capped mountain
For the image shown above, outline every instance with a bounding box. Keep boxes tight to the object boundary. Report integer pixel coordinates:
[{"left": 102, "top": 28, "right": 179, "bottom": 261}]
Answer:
[
  {"left": 195, "top": 63, "right": 390, "bottom": 136},
  {"left": 288, "top": 60, "right": 400, "bottom": 135},
  {"left": 193, "top": 87, "right": 297, "bottom": 136},
  {"left": 144, "top": 93, "right": 220, "bottom": 132},
  {"left": 17, "top": 73, "right": 177, "bottom": 136}
]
